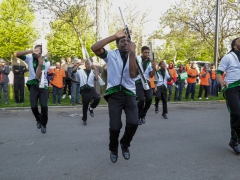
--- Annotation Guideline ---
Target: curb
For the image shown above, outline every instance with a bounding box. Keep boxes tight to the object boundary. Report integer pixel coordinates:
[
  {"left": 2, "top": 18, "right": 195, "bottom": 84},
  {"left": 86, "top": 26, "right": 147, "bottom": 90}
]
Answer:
[{"left": 0, "top": 100, "right": 225, "bottom": 111}]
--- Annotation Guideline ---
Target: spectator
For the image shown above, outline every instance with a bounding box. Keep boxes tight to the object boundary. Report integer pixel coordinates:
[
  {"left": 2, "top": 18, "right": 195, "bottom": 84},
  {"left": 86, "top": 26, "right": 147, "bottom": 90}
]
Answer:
[
  {"left": 12, "top": 58, "right": 27, "bottom": 104},
  {"left": 68, "top": 58, "right": 82, "bottom": 106},
  {"left": 198, "top": 66, "right": 210, "bottom": 99},
  {"left": 185, "top": 61, "right": 193, "bottom": 72},
  {"left": 60, "top": 58, "right": 65, "bottom": 67},
  {"left": 61, "top": 57, "right": 73, "bottom": 99},
  {"left": 185, "top": 62, "right": 199, "bottom": 100},
  {"left": 174, "top": 64, "right": 186, "bottom": 101},
  {"left": 48, "top": 62, "right": 66, "bottom": 105},
  {"left": 0, "top": 59, "right": 10, "bottom": 104},
  {"left": 210, "top": 64, "right": 217, "bottom": 96},
  {"left": 167, "top": 62, "right": 177, "bottom": 101}
]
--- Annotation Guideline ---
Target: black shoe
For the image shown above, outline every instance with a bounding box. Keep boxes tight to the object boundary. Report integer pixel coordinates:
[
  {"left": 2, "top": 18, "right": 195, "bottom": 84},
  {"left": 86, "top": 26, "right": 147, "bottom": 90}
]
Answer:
[
  {"left": 110, "top": 151, "right": 118, "bottom": 163},
  {"left": 121, "top": 144, "right": 130, "bottom": 160},
  {"left": 141, "top": 117, "right": 146, "bottom": 124},
  {"left": 162, "top": 114, "right": 168, "bottom": 119},
  {"left": 41, "top": 125, "right": 46, "bottom": 134},
  {"left": 229, "top": 139, "right": 240, "bottom": 154},
  {"left": 82, "top": 121, "right": 87, "bottom": 126},
  {"left": 37, "top": 121, "right": 41, "bottom": 129},
  {"left": 138, "top": 119, "right": 142, "bottom": 125},
  {"left": 155, "top": 105, "right": 158, "bottom": 114},
  {"left": 89, "top": 107, "right": 94, "bottom": 117}
]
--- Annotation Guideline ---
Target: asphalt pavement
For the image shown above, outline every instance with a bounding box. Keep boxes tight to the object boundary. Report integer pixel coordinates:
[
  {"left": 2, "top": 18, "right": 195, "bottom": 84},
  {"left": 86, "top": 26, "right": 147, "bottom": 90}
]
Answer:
[{"left": 0, "top": 102, "right": 240, "bottom": 180}]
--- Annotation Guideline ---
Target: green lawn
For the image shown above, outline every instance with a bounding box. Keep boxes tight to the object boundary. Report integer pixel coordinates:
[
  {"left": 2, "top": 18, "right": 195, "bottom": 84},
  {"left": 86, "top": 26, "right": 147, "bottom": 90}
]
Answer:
[{"left": 0, "top": 84, "right": 225, "bottom": 108}]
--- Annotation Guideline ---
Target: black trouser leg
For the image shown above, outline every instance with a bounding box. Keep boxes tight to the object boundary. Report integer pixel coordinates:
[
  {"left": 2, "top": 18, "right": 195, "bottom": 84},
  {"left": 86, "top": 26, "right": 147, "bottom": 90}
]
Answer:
[
  {"left": 81, "top": 88, "right": 100, "bottom": 121},
  {"left": 30, "top": 85, "right": 41, "bottom": 121},
  {"left": 120, "top": 123, "right": 138, "bottom": 148},
  {"left": 19, "top": 78, "right": 25, "bottom": 102},
  {"left": 141, "top": 88, "right": 153, "bottom": 118},
  {"left": 161, "top": 86, "right": 168, "bottom": 114},
  {"left": 67, "top": 80, "right": 72, "bottom": 95},
  {"left": 198, "top": 85, "right": 204, "bottom": 98},
  {"left": 155, "top": 88, "right": 162, "bottom": 107},
  {"left": 109, "top": 128, "right": 120, "bottom": 152},
  {"left": 108, "top": 92, "right": 138, "bottom": 151},
  {"left": 204, "top": 86, "right": 209, "bottom": 98},
  {"left": 81, "top": 92, "right": 90, "bottom": 121},
  {"left": 14, "top": 79, "right": 19, "bottom": 103},
  {"left": 136, "top": 86, "right": 145, "bottom": 119},
  {"left": 225, "top": 87, "right": 240, "bottom": 140},
  {"left": 39, "top": 87, "right": 48, "bottom": 126}
]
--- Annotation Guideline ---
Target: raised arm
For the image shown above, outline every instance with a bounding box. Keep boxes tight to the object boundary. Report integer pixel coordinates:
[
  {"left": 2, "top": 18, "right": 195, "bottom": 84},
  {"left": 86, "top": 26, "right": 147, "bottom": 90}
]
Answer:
[
  {"left": 14, "top": 50, "right": 33, "bottom": 58},
  {"left": 91, "top": 29, "right": 126, "bottom": 56},
  {"left": 127, "top": 42, "right": 138, "bottom": 78}
]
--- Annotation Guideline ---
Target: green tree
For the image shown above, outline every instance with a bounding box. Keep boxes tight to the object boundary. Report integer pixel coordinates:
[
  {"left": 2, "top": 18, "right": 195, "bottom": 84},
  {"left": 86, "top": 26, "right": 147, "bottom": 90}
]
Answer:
[
  {"left": 47, "top": 20, "right": 95, "bottom": 61},
  {"left": 0, "top": 0, "right": 37, "bottom": 62},
  {"left": 35, "top": 0, "right": 95, "bottom": 59},
  {"left": 159, "top": 0, "right": 240, "bottom": 60}
]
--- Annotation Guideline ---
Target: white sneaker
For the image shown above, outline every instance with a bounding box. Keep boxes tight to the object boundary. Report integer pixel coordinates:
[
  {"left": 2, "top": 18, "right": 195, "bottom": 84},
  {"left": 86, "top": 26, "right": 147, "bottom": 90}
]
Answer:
[
  {"left": 206, "top": 97, "right": 209, "bottom": 100},
  {"left": 69, "top": 95, "right": 71, "bottom": 99},
  {"left": 62, "top": 94, "right": 66, "bottom": 99},
  {"left": 199, "top": 97, "right": 202, "bottom": 100}
]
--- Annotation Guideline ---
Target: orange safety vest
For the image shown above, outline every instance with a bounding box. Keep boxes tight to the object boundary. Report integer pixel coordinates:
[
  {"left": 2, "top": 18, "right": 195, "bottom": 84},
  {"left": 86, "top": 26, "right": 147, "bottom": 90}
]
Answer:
[
  {"left": 149, "top": 76, "right": 155, "bottom": 88},
  {"left": 211, "top": 69, "right": 216, "bottom": 80}
]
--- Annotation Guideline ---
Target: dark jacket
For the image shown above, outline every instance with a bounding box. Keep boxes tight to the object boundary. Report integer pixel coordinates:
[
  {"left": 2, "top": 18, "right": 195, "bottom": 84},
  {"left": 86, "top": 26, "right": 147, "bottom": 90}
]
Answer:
[
  {"left": 0, "top": 65, "right": 10, "bottom": 83},
  {"left": 12, "top": 61, "right": 27, "bottom": 79},
  {"left": 68, "top": 66, "right": 80, "bottom": 84}
]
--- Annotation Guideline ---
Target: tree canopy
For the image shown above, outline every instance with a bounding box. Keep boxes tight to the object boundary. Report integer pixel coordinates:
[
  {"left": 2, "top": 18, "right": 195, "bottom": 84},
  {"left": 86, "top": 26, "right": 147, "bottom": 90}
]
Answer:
[{"left": 0, "top": 0, "right": 37, "bottom": 62}]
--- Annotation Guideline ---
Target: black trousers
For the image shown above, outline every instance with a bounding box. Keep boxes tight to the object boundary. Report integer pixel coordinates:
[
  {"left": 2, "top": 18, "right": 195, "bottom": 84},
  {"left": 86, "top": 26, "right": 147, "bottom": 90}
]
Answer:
[
  {"left": 108, "top": 92, "right": 138, "bottom": 152},
  {"left": 80, "top": 88, "right": 101, "bottom": 121},
  {"left": 29, "top": 84, "right": 48, "bottom": 126},
  {"left": 224, "top": 86, "right": 240, "bottom": 140},
  {"left": 155, "top": 85, "right": 168, "bottom": 114},
  {"left": 136, "top": 83, "right": 153, "bottom": 119},
  {"left": 198, "top": 85, "right": 209, "bottom": 98},
  {"left": 14, "top": 77, "right": 25, "bottom": 103},
  {"left": 63, "top": 79, "right": 72, "bottom": 95}
]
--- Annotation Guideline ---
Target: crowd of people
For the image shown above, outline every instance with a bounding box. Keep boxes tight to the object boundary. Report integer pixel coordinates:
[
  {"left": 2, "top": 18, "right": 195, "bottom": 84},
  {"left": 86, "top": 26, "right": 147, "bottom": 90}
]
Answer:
[{"left": 0, "top": 31, "right": 239, "bottom": 161}]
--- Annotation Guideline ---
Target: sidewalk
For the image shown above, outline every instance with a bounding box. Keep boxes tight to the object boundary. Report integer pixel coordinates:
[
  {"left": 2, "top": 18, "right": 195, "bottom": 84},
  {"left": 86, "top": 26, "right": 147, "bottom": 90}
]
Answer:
[{"left": 0, "top": 100, "right": 225, "bottom": 111}]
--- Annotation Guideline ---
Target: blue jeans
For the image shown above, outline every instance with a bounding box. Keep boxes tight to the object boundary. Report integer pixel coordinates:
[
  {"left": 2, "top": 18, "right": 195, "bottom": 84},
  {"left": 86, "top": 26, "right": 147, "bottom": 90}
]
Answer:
[
  {"left": 185, "top": 82, "right": 196, "bottom": 100},
  {"left": 71, "top": 83, "right": 80, "bottom": 103},
  {"left": 174, "top": 82, "right": 184, "bottom": 100},
  {"left": 0, "top": 82, "right": 8, "bottom": 103},
  {"left": 53, "top": 85, "right": 62, "bottom": 104},
  {"left": 210, "top": 79, "right": 217, "bottom": 96}
]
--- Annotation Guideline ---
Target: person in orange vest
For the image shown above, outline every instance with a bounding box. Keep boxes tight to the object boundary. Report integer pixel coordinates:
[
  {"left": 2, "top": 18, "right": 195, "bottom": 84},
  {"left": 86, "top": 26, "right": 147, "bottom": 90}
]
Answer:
[
  {"left": 149, "top": 76, "right": 155, "bottom": 95},
  {"left": 210, "top": 64, "right": 217, "bottom": 96},
  {"left": 167, "top": 62, "right": 177, "bottom": 101},
  {"left": 198, "top": 65, "right": 210, "bottom": 99},
  {"left": 48, "top": 62, "right": 66, "bottom": 105},
  {"left": 185, "top": 61, "right": 193, "bottom": 72},
  {"left": 185, "top": 62, "right": 199, "bottom": 100}
]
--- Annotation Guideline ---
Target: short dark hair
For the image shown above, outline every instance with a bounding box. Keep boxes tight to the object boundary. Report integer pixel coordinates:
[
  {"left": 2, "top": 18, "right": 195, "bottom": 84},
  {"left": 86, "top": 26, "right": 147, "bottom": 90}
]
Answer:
[
  {"left": 158, "top": 60, "right": 165, "bottom": 67},
  {"left": 34, "top": 44, "right": 42, "bottom": 54},
  {"left": 141, "top": 46, "right": 150, "bottom": 52},
  {"left": 229, "top": 37, "right": 240, "bottom": 53}
]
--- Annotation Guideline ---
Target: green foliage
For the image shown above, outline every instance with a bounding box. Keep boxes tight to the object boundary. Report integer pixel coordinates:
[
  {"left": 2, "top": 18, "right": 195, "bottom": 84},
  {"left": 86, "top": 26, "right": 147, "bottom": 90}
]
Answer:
[
  {"left": 44, "top": 2, "right": 96, "bottom": 61},
  {"left": 0, "top": 0, "right": 37, "bottom": 61},
  {"left": 47, "top": 20, "right": 96, "bottom": 61},
  {"left": 157, "top": 0, "right": 240, "bottom": 59}
]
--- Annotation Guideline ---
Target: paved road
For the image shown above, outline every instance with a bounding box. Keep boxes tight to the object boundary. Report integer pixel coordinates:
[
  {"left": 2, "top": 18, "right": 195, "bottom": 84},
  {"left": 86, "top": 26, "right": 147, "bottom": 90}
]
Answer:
[{"left": 0, "top": 103, "right": 240, "bottom": 180}]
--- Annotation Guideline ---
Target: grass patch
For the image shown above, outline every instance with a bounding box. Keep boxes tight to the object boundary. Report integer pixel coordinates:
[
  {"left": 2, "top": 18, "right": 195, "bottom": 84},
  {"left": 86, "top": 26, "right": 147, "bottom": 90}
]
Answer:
[{"left": 0, "top": 84, "right": 224, "bottom": 108}]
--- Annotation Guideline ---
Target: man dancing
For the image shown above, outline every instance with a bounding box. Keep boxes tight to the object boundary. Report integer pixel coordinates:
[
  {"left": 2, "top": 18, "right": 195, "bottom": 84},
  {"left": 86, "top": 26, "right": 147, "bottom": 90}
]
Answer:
[
  {"left": 14, "top": 45, "right": 50, "bottom": 134},
  {"left": 91, "top": 29, "right": 138, "bottom": 163},
  {"left": 135, "top": 46, "right": 156, "bottom": 125},
  {"left": 75, "top": 61, "right": 101, "bottom": 126}
]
